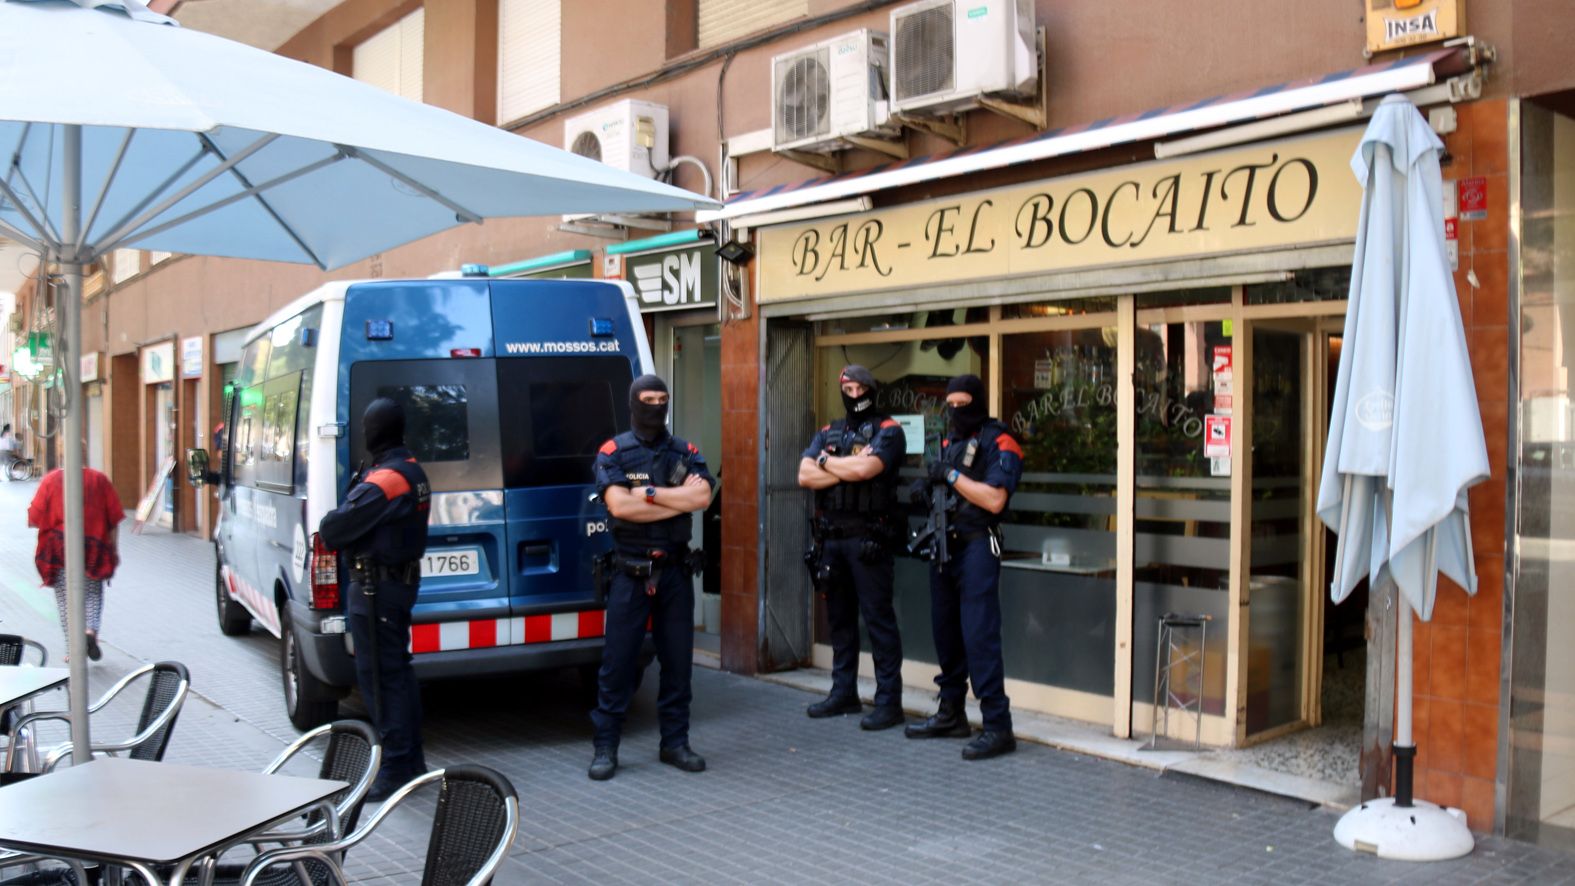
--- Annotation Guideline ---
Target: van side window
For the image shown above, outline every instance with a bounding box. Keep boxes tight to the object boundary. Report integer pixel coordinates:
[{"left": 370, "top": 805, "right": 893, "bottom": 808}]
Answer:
[
  {"left": 237, "top": 336, "right": 271, "bottom": 389},
  {"left": 267, "top": 305, "right": 323, "bottom": 381},
  {"left": 231, "top": 382, "right": 261, "bottom": 488},
  {"left": 257, "top": 373, "right": 302, "bottom": 492}
]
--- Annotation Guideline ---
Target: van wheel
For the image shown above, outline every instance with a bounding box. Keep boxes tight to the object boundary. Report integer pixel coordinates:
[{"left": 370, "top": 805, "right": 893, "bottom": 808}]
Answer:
[
  {"left": 280, "top": 607, "right": 337, "bottom": 731},
  {"left": 215, "top": 562, "right": 251, "bottom": 636}
]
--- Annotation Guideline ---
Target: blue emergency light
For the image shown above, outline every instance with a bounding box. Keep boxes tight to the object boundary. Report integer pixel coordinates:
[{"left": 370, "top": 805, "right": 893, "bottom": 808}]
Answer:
[
  {"left": 589, "top": 318, "right": 615, "bottom": 337},
  {"left": 365, "top": 319, "right": 394, "bottom": 341},
  {"left": 460, "top": 263, "right": 490, "bottom": 278}
]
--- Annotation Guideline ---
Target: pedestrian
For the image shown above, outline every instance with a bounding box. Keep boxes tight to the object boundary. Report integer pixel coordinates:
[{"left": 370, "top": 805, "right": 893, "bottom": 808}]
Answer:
[
  {"left": 1, "top": 424, "right": 19, "bottom": 479},
  {"left": 587, "top": 374, "right": 715, "bottom": 781},
  {"left": 318, "top": 398, "right": 430, "bottom": 801},
  {"left": 27, "top": 446, "right": 124, "bottom": 661},
  {"left": 797, "top": 364, "right": 906, "bottom": 730},
  {"left": 906, "top": 374, "right": 1024, "bottom": 760}
]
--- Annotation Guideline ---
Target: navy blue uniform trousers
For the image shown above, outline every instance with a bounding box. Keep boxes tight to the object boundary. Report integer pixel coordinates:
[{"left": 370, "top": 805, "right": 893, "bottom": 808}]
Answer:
[
  {"left": 822, "top": 535, "right": 903, "bottom": 708},
  {"left": 929, "top": 535, "right": 1013, "bottom": 732},
  {"left": 591, "top": 559, "right": 693, "bottom": 750},
  {"left": 347, "top": 579, "right": 425, "bottom": 777}
]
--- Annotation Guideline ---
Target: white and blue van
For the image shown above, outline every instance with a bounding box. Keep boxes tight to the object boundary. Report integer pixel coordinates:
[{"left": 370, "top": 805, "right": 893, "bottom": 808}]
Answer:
[{"left": 191, "top": 277, "right": 649, "bottom": 729}]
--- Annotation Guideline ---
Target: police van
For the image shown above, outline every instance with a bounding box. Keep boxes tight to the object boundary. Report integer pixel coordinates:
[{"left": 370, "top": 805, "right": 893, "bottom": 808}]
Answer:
[{"left": 189, "top": 277, "right": 646, "bottom": 729}]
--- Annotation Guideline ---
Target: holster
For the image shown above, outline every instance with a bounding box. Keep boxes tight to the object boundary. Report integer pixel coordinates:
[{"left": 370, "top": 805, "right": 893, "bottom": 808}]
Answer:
[{"left": 351, "top": 556, "right": 420, "bottom": 586}]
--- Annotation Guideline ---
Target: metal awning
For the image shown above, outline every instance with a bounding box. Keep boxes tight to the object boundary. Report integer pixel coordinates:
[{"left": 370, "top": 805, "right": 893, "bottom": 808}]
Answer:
[{"left": 702, "top": 47, "right": 1475, "bottom": 224}]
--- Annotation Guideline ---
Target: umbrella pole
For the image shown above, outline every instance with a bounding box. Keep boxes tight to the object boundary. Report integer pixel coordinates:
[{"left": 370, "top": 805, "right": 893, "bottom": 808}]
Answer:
[
  {"left": 1393, "top": 591, "right": 1416, "bottom": 808},
  {"left": 61, "top": 123, "right": 92, "bottom": 765}
]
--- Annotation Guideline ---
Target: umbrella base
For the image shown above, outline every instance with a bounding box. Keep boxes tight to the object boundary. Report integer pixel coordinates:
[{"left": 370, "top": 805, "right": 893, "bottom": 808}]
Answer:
[{"left": 1333, "top": 797, "right": 1474, "bottom": 861}]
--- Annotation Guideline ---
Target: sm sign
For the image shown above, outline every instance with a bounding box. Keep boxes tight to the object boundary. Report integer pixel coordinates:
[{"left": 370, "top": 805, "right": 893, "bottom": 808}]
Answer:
[{"left": 624, "top": 243, "right": 720, "bottom": 313}]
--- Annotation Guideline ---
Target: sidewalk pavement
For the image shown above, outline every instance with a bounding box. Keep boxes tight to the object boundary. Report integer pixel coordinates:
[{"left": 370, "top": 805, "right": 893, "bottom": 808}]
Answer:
[{"left": 1, "top": 477, "right": 1571, "bottom": 884}]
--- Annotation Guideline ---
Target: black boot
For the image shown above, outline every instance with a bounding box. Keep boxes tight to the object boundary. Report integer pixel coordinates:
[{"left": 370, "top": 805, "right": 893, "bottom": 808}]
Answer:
[
  {"left": 806, "top": 694, "right": 863, "bottom": 718},
  {"left": 904, "top": 698, "right": 972, "bottom": 739},
  {"left": 859, "top": 705, "right": 905, "bottom": 731},
  {"left": 659, "top": 744, "right": 706, "bottom": 772},
  {"left": 588, "top": 746, "right": 618, "bottom": 781},
  {"left": 961, "top": 730, "right": 1017, "bottom": 760}
]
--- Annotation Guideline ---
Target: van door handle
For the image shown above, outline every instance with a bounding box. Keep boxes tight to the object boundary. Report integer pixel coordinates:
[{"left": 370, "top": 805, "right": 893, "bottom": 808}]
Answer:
[{"left": 522, "top": 544, "right": 553, "bottom": 558}]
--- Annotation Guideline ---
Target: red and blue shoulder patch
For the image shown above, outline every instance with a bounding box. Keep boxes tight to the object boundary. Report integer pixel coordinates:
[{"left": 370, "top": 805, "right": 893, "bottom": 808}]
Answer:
[
  {"left": 996, "top": 435, "right": 1024, "bottom": 458},
  {"left": 598, "top": 439, "right": 617, "bottom": 455},
  {"left": 365, "top": 468, "right": 411, "bottom": 500},
  {"left": 820, "top": 424, "right": 832, "bottom": 432},
  {"left": 687, "top": 442, "right": 699, "bottom": 455},
  {"left": 880, "top": 419, "right": 899, "bottom": 429}
]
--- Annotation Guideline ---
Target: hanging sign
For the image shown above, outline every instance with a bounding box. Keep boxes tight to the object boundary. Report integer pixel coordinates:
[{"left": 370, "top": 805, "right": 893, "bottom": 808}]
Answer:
[
  {"left": 181, "top": 336, "right": 204, "bottom": 378},
  {"left": 758, "top": 128, "right": 1364, "bottom": 304},
  {"left": 1365, "top": 0, "right": 1463, "bottom": 54},
  {"left": 141, "top": 341, "right": 175, "bottom": 384},
  {"left": 1204, "top": 414, "right": 1232, "bottom": 459},
  {"left": 622, "top": 243, "right": 720, "bottom": 313},
  {"left": 80, "top": 352, "right": 100, "bottom": 383}
]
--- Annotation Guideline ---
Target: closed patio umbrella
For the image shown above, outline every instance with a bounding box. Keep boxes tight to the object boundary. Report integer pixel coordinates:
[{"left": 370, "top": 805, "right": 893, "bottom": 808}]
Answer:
[
  {"left": 1317, "top": 94, "right": 1489, "bottom": 860},
  {"left": 0, "top": 0, "right": 718, "bottom": 764}
]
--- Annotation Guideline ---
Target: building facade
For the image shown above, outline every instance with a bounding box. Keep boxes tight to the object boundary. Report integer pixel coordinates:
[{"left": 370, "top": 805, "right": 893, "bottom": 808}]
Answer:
[{"left": 9, "top": 0, "right": 1572, "bottom": 843}]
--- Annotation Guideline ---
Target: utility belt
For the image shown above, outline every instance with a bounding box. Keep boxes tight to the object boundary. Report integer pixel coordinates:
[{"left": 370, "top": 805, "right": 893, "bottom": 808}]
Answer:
[
  {"left": 946, "top": 524, "right": 1003, "bottom": 557},
  {"left": 813, "top": 513, "right": 883, "bottom": 539},
  {"left": 349, "top": 556, "right": 420, "bottom": 586},
  {"left": 593, "top": 546, "right": 704, "bottom": 599}
]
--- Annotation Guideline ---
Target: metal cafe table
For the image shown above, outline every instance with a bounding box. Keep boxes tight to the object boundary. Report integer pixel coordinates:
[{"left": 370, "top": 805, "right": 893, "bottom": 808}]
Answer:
[
  {"left": 0, "top": 667, "right": 68, "bottom": 765},
  {"left": 0, "top": 757, "right": 345, "bottom": 885}
]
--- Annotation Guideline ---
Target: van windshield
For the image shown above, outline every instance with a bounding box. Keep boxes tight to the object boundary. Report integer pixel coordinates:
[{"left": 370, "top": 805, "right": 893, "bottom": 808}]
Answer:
[{"left": 497, "top": 356, "right": 632, "bottom": 488}]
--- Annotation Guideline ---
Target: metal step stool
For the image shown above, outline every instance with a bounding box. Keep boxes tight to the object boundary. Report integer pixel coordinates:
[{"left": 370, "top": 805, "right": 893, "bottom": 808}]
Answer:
[{"left": 1145, "top": 612, "right": 1212, "bottom": 751}]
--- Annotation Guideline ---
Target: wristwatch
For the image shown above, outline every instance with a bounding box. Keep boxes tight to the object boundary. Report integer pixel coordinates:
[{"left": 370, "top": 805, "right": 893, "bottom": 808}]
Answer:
[
  {"left": 816, "top": 452, "right": 830, "bottom": 468},
  {"left": 946, "top": 469, "right": 960, "bottom": 486},
  {"left": 644, "top": 485, "right": 657, "bottom": 503}
]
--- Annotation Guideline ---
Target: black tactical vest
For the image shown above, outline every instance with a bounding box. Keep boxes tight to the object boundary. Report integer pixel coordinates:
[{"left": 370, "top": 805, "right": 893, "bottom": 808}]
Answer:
[
  {"left": 361, "top": 452, "right": 430, "bottom": 565},
  {"left": 940, "top": 420, "right": 1009, "bottom": 531},
  {"left": 607, "top": 431, "right": 697, "bottom": 553},
  {"left": 814, "top": 417, "right": 898, "bottom": 518}
]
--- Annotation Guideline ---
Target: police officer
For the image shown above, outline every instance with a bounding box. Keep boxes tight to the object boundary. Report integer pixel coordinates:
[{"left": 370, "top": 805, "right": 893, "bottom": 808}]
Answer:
[
  {"left": 319, "top": 398, "right": 431, "bottom": 799},
  {"left": 905, "top": 374, "right": 1023, "bottom": 760},
  {"left": 588, "top": 374, "right": 716, "bottom": 781},
  {"left": 797, "top": 365, "right": 906, "bottom": 730}
]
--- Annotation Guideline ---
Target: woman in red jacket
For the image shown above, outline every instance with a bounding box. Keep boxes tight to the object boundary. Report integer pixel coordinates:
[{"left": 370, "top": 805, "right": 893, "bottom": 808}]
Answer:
[{"left": 27, "top": 463, "right": 124, "bottom": 661}]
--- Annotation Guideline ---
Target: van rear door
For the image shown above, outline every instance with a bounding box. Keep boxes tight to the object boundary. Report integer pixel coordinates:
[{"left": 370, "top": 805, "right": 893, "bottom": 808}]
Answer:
[{"left": 495, "top": 355, "right": 631, "bottom": 618}]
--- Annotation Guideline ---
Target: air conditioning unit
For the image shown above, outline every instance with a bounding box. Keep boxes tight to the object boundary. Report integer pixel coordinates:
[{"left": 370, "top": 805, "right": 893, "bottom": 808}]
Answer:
[
  {"left": 772, "top": 29, "right": 899, "bottom": 154},
  {"left": 562, "top": 99, "right": 670, "bottom": 221},
  {"left": 891, "top": 0, "right": 1037, "bottom": 115}
]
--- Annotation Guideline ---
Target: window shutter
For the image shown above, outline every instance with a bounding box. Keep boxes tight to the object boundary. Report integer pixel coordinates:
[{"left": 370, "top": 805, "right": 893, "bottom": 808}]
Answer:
[
  {"left": 497, "top": 0, "right": 561, "bottom": 123},
  {"left": 354, "top": 8, "right": 423, "bottom": 101},
  {"left": 698, "top": 0, "right": 806, "bottom": 49},
  {"left": 111, "top": 250, "right": 140, "bottom": 285}
]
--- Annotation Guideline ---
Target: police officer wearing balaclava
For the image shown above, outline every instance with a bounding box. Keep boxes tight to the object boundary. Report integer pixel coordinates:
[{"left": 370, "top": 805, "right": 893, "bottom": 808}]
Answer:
[
  {"left": 319, "top": 398, "right": 431, "bottom": 799},
  {"left": 797, "top": 365, "right": 907, "bottom": 730},
  {"left": 906, "top": 374, "right": 1024, "bottom": 760},
  {"left": 587, "top": 375, "right": 716, "bottom": 781}
]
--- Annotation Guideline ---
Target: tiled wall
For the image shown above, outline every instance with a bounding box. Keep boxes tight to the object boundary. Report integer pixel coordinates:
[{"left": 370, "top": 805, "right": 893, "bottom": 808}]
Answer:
[
  {"left": 1413, "top": 98, "right": 1510, "bottom": 832},
  {"left": 719, "top": 308, "right": 760, "bottom": 674}
]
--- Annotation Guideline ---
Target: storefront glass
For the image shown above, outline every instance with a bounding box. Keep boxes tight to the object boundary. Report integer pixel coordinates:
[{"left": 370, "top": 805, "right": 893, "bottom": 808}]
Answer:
[
  {"left": 999, "top": 321, "right": 1118, "bottom": 699},
  {"left": 1508, "top": 99, "right": 1575, "bottom": 847}
]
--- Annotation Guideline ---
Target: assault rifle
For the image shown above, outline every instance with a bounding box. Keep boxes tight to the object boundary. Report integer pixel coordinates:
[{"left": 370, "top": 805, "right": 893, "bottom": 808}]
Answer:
[{"left": 907, "top": 481, "right": 954, "bottom": 565}]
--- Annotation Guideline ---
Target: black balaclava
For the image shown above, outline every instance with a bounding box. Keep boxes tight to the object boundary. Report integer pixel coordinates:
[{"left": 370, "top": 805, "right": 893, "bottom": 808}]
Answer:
[
  {"left": 629, "top": 374, "right": 670, "bottom": 442},
  {"left": 363, "top": 397, "right": 405, "bottom": 457},
  {"left": 839, "top": 364, "right": 877, "bottom": 422},
  {"left": 945, "top": 374, "right": 989, "bottom": 437}
]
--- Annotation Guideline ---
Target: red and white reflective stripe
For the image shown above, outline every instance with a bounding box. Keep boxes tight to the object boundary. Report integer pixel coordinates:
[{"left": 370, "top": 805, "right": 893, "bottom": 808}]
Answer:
[
  {"left": 223, "top": 565, "right": 281, "bottom": 634},
  {"left": 409, "top": 610, "right": 606, "bottom": 654}
]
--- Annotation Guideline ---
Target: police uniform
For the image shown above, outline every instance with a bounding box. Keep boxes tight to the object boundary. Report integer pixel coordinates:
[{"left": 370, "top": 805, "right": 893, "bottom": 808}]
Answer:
[
  {"left": 318, "top": 440, "right": 430, "bottom": 789},
  {"left": 801, "top": 413, "right": 906, "bottom": 718},
  {"left": 590, "top": 428, "right": 713, "bottom": 760},
  {"left": 929, "top": 418, "right": 1022, "bottom": 736}
]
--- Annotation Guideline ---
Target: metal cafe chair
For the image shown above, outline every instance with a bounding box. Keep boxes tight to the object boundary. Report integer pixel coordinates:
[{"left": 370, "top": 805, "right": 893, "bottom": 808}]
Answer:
[
  {"left": 240, "top": 765, "right": 520, "bottom": 886},
  {"left": 0, "top": 634, "right": 50, "bottom": 739},
  {"left": 194, "top": 720, "right": 381, "bottom": 886},
  {"left": 6, "top": 661, "right": 190, "bottom": 774}
]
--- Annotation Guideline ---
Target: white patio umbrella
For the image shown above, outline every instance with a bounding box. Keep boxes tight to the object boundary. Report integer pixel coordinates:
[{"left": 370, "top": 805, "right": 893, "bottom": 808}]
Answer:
[
  {"left": 1317, "top": 94, "right": 1489, "bottom": 860},
  {"left": 0, "top": 0, "right": 718, "bottom": 763}
]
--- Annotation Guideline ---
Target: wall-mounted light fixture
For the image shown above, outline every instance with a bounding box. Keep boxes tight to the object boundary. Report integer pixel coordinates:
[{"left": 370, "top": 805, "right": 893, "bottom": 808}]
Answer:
[{"left": 715, "top": 239, "right": 754, "bottom": 266}]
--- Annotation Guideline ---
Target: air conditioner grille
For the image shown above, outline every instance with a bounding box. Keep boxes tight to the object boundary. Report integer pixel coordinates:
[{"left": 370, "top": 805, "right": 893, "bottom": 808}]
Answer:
[
  {"left": 894, "top": 5, "right": 954, "bottom": 103},
  {"left": 775, "top": 50, "right": 831, "bottom": 145},
  {"left": 570, "top": 130, "right": 602, "bottom": 163}
]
